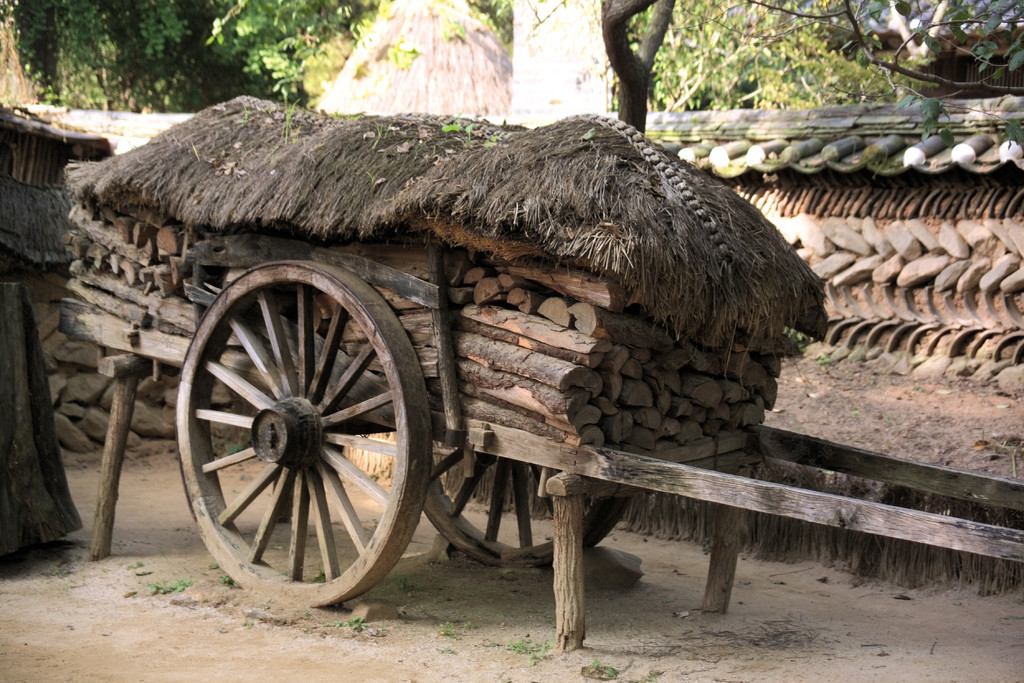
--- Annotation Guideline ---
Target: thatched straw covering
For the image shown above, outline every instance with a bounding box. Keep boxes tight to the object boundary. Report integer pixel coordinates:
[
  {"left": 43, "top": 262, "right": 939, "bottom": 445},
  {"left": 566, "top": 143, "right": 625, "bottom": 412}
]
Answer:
[
  {"left": 0, "top": 175, "right": 71, "bottom": 272},
  {"left": 317, "top": 0, "right": 511, "bottom": 116},
  {"left": 67, "top": 96, "right": 824, "bottom": 346}
]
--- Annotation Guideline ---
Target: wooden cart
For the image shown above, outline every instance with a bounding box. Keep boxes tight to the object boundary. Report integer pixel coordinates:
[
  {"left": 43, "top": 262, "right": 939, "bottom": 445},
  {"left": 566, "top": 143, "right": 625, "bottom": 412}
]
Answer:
[
  {"left": 60, "top": 230, "right": 1024, "bottom": 652},
  {"left": 56, "top": 98, "right": 1024, "bottom": 652}
]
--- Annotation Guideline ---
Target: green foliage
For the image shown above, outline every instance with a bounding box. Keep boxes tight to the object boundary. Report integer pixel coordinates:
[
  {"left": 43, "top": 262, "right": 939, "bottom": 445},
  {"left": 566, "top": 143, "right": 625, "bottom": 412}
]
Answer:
[
  {"left": 147, "top": 576, "right": 193, "bottom": 595},
  {"left": 646, "top": 2, "right": 884, "bottom": 112},
  {"left": 507, "top": 637, "right": 552, "bottom": 667},
  {"left": 581, "top": 660, "right": 619, "bottom": 680},
  {"left": 207, "top": 0, "right": 375, "bottom": 104},
  {"left": 437, "top": 620, "right": 477, "bottom": 638},
  {"left": 13, "top": 0, "right": 266, "bottom": 111},
  {"left": 643, "top": 1, "right": 1024, "bottom": 143},
  {"left": 332, "top": 616, "right": 366, "bottom": 631}
]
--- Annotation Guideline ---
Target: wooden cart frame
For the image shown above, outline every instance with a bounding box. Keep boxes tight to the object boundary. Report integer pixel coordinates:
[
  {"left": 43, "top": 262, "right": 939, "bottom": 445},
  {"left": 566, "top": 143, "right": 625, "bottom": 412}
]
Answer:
[{"left": 60, "top": 233, "right": 1024, "bottom": 652}]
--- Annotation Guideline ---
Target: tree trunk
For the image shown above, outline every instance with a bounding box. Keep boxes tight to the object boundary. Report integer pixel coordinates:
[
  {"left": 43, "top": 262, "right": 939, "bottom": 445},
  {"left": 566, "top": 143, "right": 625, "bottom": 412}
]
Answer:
[
  {"left": 602, "top": 0, "right": 676, "bottom": 132},
  {"left": 0, "top": 284, "right": 81, "bottom": 555}
]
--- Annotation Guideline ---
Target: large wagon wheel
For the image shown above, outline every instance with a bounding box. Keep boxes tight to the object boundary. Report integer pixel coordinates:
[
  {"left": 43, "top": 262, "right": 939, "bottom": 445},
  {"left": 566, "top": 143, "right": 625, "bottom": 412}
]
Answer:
[
  {"left": 424, "top": 455, "right": 628, "bottom": 566},
  {"left": 177, "top": 261, "right": 431, "bottom": 606}
]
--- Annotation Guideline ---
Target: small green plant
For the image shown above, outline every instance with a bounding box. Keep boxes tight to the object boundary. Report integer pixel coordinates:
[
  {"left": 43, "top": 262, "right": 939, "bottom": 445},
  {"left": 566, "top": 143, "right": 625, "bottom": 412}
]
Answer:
[
  {"left": 581, "top": 660, "right": 619, "bottom": 680},
  {"left": 437, "top": 620, "right": 477, "bottom": 638},
  {"left": 341, "top": 616, "right": 366, "bottom": 632},
  {"left": 219, "top": 575, "right": 236, "bottom": 587},
  {"left": 508, "top": 637, "right": 552, "bottom": 667},
  {"left": 436, "top": 646, "right": 455, "bottom": 654},
  {"left": 816, "top": 354, "right": 832, "bottom": 367},
  {"left": 148, "top": 577, "right": 193, "bottom": 595},
  {"left": 281, "top": 97, "right": 300, "bottom": 142},
  {"left": 244, "top": 620, "right": 254, "bottom": 629}
]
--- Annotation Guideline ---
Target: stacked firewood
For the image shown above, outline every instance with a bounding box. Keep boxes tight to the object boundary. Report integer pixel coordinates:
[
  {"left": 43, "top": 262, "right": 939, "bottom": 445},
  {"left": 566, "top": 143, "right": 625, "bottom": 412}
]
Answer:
[
  {"left": 64, "top": 204, "right": 197, "bottom": 337},
  {"left": 65, "top": 204, "right": 779, "bottom": 460},
  {"left": 433, "top": 261, "right": 780, "bottom": 460}
]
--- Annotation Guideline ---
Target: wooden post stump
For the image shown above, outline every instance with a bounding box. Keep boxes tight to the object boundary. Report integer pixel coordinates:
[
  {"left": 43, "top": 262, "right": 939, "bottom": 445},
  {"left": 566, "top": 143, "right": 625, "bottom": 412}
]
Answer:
[
  {"left": 551, "top": 487, "right": 586, "bottom": 652},
  {"left": 0, "top": 283, "right": 81, "bottom": 555},
  {"left": 89, "top": 353, "right": 150, "bottom": 561},
  {"left": 546, "top": 472, "right": 642, "bottom": 653},
  {"left": 701, "top": 502, "right": 747, "bottom": 613}
]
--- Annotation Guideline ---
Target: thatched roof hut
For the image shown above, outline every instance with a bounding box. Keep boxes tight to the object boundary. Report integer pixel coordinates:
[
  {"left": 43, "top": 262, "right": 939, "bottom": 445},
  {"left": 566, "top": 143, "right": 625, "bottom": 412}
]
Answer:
[
  {"left": 0, "top": 107, "right": 111, "bottom": 272},
  {"left": 67, "top": 96, "right": 824, "bottom": 346},
  {"left": 317, "top": 0, "right": 511, "bottom": 117}
]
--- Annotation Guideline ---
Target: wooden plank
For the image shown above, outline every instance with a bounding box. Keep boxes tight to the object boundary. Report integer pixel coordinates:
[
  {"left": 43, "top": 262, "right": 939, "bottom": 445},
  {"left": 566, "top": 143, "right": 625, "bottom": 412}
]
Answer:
[
  {"left": 59, "top": 298, "right": 190, "bottom": 366},
  {"left": 752, "top": 425, "right": 1024, "bottom": 512},
  {"left": 192, "top": 234, "right": 439, "bottom": 308},
  {"left": 463, "top": 419, "right": 1024, "bottom": 562}
]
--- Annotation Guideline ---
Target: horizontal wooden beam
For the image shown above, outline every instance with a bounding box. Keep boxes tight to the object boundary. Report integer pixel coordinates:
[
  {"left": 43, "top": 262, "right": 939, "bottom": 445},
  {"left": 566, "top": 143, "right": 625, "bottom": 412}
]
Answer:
[
  {"left": 192, "top": 234, "right": 439, "bottom": 309},
  {"left": 60, "top": 298, "right": 190, "bottom": 367},
  {"left": 463, "top": 419, "right": 1024, "bottom": 563},
  {"left": 751, "top": 425, "right": 1024, "bottom": 512}
]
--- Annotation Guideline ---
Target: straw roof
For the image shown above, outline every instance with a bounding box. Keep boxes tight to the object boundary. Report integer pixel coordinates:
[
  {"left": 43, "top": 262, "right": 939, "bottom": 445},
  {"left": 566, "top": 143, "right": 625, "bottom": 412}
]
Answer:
[
  {"left": 317, "top": 0, "right": 511, "bottom": 117},
  {"left": 0, "top": 175, "right": 71, "bottom": 273},
  {"left": 67, "top": 96, "right": 825, "bottom": 346}
]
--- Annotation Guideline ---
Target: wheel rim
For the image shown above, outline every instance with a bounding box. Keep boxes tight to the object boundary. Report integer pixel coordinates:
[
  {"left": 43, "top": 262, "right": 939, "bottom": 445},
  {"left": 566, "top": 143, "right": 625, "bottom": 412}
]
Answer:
[
  {"left": 424, "top": 456, "right": 627, "bottom": 566},
  {"left": 178, "top": 261, "right": 430, "bottom": 606}
]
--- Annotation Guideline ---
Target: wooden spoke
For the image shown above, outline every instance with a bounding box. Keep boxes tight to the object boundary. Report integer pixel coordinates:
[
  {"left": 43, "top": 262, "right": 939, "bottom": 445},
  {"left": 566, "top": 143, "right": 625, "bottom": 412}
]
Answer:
[
  {"left": 296, "top": 284, "right": 316, "bottom": 395},
  {"left": 320, "top": 343, "right": 376, "bottom": 413},
  {"left": 228, "top": 315, "right": 285, "bottom": 399},
  {"left": 321, "top": 391, "right": 394, "bottom": 429},
  {"left": 308, "top": 302, "right": 348, "bottom": 405},
  {"left": 323, "top": 433, "right": 398, "bottom": 458},
  {"left": 430, "top": 449, "right": 464, "bottom": 481},
  {"left": 288, "top": 470, "right": 310, "bottom": 582},
  {"left": 322, "top": 445, "right": 389, "bottom": 508},
  {"left": 449, "top": 459, "right": 487, "bottom": 518},
  {"left": 205, "top": 360, "right": 275, "bottom": 411},
  {"left": 249, "top": 468, "right": 297, "bottom": 563},
  {"left": 258, "top": 290, "right": 300, "bottom": 397},
  {"left": 195, "top": 408, "right": 254, "bottom": 429},
  {"left": 306, "top": 468, "right": 341, "bottom": 581},
  {"left": 485, "top": 459, "right": 512, "bottom": 543},
  {"left": 510, "top": 462, "right": 534, "bottom": 547},
  {"left": 318, "top": 461, "right": 369, "bottom": 552},
  {"left": 202, "top": 446, "right": 257, "bottom": 473},
  {"left": 218, "top": 464, "right": 280, "bottom": 526}
]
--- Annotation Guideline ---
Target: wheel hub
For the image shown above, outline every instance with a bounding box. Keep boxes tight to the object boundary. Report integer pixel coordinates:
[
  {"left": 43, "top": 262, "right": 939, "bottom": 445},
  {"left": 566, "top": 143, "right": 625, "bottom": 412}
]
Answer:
[{"left": 251, "top": 397, "right": 323, "bottom": 468}]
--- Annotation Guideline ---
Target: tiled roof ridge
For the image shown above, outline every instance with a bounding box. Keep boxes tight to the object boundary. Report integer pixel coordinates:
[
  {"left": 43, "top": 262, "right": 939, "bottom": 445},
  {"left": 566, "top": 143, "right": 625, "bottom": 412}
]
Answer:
[{"left": 646, "top": 96, "right": 1024, "bottom": 178}]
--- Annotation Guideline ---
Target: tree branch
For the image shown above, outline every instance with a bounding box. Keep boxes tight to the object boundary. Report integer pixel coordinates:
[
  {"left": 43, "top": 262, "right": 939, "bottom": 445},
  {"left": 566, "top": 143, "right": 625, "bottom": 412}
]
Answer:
[
  {"left": 840, "top": 0, "right": 1024, "bottom": 96},
  {"left": 639, "top": 0, "right": 675, "bottom": 70}
]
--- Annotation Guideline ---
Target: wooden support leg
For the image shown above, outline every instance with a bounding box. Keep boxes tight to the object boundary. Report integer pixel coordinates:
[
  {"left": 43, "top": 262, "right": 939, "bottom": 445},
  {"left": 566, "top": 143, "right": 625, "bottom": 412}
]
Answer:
[
  {"left": 552, "top": 490, "right": 586, "bottom": 653},
  {"left": 701, "top": 502, "right": 746, "bottom": 613},
  {"left": 89, "top": 354, "right": 150, "bottom": 561}
]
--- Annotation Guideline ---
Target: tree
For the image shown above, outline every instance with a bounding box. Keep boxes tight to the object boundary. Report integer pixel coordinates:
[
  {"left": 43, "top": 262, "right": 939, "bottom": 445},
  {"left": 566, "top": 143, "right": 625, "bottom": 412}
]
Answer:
[
  {"left": 646, "top": 1, "right": 881, "bottom": 113},
  {"left": 602, "top": 0, "right": 675, "bottom": 131},
  {"left": 729, "top": 0, "right": 1024, "bottom": 140},
  {"left": 604, "top": 0, "right": 1023, "bottom": 141},
  {"left": 13, "top": 0, "right": 269, "bottom": 111}
]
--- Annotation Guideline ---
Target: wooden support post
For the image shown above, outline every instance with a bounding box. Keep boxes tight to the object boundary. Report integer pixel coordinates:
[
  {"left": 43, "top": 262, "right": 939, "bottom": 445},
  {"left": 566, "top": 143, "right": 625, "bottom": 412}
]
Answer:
[
  {"left": 701, "top": 502, "right": 746, "bottom": 614},
  {"left": 89, "top": 354, "right": 150, "bottom": 561},
  {"left": 549, "top": 474, "right": 586, "bottom": 653}
]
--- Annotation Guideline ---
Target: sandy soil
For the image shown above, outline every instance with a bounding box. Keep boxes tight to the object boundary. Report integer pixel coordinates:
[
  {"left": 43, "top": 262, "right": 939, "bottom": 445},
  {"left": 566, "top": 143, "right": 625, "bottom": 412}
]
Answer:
[{"left": 2, "top": 356, "right": 1023, "bottom": 682}]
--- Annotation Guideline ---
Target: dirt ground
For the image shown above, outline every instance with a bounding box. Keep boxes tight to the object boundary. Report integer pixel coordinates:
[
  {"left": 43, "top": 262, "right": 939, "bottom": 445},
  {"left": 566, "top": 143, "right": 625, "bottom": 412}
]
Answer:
[{"left": 2, "top": 355, "right": 1023, "bottom": 682}]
